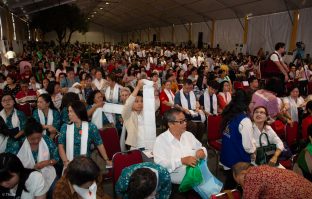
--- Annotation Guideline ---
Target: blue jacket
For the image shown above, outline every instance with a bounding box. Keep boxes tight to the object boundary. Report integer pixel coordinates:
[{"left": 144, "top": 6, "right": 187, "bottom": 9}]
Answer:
[{"left": 220, "top": 113, "right": 251, "bottom": 168}]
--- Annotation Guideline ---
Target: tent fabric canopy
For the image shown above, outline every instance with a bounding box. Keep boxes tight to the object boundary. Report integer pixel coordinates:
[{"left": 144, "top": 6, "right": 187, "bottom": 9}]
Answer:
[{"left": 3, "top": 0, "right": 312, "bottom": 32}]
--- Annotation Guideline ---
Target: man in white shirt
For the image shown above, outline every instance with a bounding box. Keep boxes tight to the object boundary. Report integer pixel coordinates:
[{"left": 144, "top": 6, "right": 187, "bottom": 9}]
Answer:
[
  {"left": 153, "top": 108, "right": 207, "bottom": 198},
  {"left": 269, "top": 42, "right": 289, "bottom": 82}
]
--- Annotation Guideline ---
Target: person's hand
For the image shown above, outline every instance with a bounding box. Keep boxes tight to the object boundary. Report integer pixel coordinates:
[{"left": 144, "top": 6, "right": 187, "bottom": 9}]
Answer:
[
  {"left": 284, "top": 74, "right": 289, "bottom": 82},
  {"left": 268, "top": 156, "right": 278, "bottom": 167},
  {"left": 106, "top": 160, "right": 112, "bottom": 166},
  {"left": 196, "top": 149, "right": 206, "bottom": 159},
  {"left": 34, "top": 161, "right": 48, "bottom": 170},
  {"left": 14, "top": 131, "right": 24, "bottom": 139},
  {"left": 137, "top": 79, "right": 145, "bottom": 88},
  {"left": 95, "top": 101, "right": 104, "bottom": 108},
  {"left": 181, "top": 156, "right": 198, "bottom": 167}
]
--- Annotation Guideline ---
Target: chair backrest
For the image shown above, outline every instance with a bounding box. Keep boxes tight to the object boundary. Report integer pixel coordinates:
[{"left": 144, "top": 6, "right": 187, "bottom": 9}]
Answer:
[
  {"left": 207, "top": 115, "right": 222, "bottom": 141},
  {"left": 270, "top": 120, "right": 285, "bottom": 139},
  {"left": 112, "top": 150, "right": 143, "bottom": 185},
  {"left": 286, "top": 122, "right": 299, "bottom": 147},
  {"left": 210, "top": 189, "right": 241, "bottom": 199},
  {"left": 302, "top": 116, "right": 312, "bottom": 141},
  {"left": 99, "top": 127, "right": 121, "bottom": 159}
]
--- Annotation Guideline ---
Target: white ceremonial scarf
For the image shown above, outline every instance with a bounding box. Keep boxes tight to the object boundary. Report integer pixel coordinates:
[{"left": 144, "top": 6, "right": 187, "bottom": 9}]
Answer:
[
  {"left": 91, "top": 107, "right": 114, "bottom": 129},
  {"left": 218, "top": 92, "right": 232, "bottom": 105},
  {"left": 142, "top": 79, "right": 157, "bottom": 150},
  {"left": 66, "top": 122, "right": 89, "bottom": 161},
  {"left": 73, "top": 182, "right": 97, "bottom": 199},
  {"left": 164, "top": 88, "right": 174, "bottom": 105},
  {"left": 204, "top": 89, "right": 218, "bottom": 115},
  {"left": 0, "top": 135, "right": 8, "bottom": 153},
  {"left": 17, "top": 138, "right": 56, "bottom": 190},
  {"left": 120, "top": 125, "right": 127, "bottom": 152},
  {"left": 0, "top": 109, "right": 20, "bottom": 129},
  {"left": 180, "top": 89, "right": 196, "bottom": 110},
  {"left": 105, "top": 84, "right": 121, "bottom": 104},
  {"left": 38, "top": 109, "right": 53, "bottom": 135},
  {"left": 287, "top": 97, "right": 302, "bottom": 122},
  {"left": 93, "top": 79, "right": 104, "bottom": 91}
]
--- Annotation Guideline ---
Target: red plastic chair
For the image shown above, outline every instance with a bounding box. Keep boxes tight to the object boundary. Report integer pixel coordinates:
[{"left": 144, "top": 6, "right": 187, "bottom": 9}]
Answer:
[
  {"left": 285, "top": 122, "right": 299, "bottom": 147},
  {"left": 308, "top": 82, "right": 312, "bottom": 95},
  {"left": 210, "top": 189, "right": 241, "bottom": 199},
  {"left": 302, "top": 116, "right": 312, "bottom": 141},
  {"left": 112, "top": 150, "right": 143, "bottom": 186},
  {"left": 233, "top": 81, "right": 244, "bottom": 90},
  {"left": 99, "top": 127, "right": 121, "bottom": 159},
  {"left": 207, "top": 115, "right": 222, "bottom": 175},
  {"left": 280, "top": 122, "right": 299, "bottom": 169},
  {"left": 270, "top": 120, "right": 285, "bottom": 139},
  {"left": 99, "top": 127, "right": 122, "bottom": 179}
]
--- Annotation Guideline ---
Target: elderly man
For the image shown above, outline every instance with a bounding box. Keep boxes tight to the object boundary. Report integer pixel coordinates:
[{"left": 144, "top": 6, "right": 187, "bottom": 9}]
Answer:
[
  {"left": 153, "top": 108, "right": 207, "bottom": 198},
  {"left": 233, "top": 162, "right": 312, "bottom": 199},
  {"left": 174, "top": 79, "right": 205, "bottom": 141}
]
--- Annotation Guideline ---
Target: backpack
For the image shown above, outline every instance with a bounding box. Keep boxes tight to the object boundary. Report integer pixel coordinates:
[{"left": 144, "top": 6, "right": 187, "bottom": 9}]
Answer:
[{"left": 260, "top": 52, "right": 281, "bottom": 78}]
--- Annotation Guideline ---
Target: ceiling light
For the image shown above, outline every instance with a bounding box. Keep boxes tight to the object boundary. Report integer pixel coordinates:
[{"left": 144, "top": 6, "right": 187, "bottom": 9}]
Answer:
[
  {"left": 100, "top": 7, "right": 103, "bottom": 10},
  {"left": 105, "top": 2, "right": 110, "bottom": 5},
  {"left": 93, "top": 11, "right": 97, "bottom": 14},
  {"left": 87, "top": 17, "right": 90, "bottom": 20},
  {"left": 91, "top": 15, "right": 94, "bottom": 17}
]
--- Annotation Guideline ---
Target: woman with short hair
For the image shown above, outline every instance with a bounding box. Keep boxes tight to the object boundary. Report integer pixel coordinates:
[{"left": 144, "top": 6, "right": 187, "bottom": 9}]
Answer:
[{"left": 53, "top": 156, "right": 111, "bottom": 199}]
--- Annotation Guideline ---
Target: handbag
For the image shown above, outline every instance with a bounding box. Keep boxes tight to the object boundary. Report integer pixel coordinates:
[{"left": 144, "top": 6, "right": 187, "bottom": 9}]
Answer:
[{"left": 255, "top": 133, "right": 277, "bottom": 165}]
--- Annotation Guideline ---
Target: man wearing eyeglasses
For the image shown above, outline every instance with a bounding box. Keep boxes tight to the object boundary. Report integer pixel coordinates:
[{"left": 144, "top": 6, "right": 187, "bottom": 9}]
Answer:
[{"left": 153, "top": 108, "right": 207, "bottom": 198}]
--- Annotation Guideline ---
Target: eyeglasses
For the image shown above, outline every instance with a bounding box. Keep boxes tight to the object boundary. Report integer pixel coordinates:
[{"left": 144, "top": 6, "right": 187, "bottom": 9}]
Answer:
[
  {"left": 170, "top": 119, "right": 187, "bottom": 124},
  {"left": 254, "top": 111, "right": 266, "bottom": 115}
]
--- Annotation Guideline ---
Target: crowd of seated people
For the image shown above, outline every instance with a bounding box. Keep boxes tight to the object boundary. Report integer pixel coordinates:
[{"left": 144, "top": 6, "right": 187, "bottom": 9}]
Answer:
[{"left": 0, "top": 40, "right": 312, "bottom": 199}]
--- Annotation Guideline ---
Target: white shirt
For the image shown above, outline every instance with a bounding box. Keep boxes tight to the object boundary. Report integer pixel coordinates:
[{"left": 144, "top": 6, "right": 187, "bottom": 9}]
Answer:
[
  {"left": 9, "top": 171, "right": 46, "bottom": 199},
  {"left": 253, "top": 124, "right": 284, "bottom": 151},
  {"left": 153, "top": 129, "right": 207, "bottom": 184},
  {"left": 92, "top": 78, "right": 107, "bottom": 91},
  {"left": 270, "top": 51, "right": 283, "bottom": 62},
  {"left": 239, "top": 118, "right": 257, "bottom": 154}
]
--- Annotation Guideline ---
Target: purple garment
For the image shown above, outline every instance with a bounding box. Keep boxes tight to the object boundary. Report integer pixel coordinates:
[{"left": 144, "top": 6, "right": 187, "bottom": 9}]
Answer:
[{"left": 249, "top": 89, "right": 279, "bottom": 118}]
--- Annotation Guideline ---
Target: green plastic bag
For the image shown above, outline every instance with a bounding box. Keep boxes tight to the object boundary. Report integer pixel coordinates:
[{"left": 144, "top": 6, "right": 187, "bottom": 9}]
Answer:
[{"left": 179, "top": 160, "right": 203, "bottom": 192}]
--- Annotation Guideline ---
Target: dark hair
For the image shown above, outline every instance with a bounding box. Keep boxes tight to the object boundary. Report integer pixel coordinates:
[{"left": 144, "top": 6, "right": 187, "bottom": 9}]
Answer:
[
  {"left": 0, "top": 153, "right": 34, "bottom": 192},
  {"left": 66, "top": 156, "right": 100, "bottom": 186},
  {"left": 196, "top": 75, "right": 207, "bottom": 90},
  {"left": 275, "top": 42, "right": 285, "bottom": 51},
  {"left": 218, "top": 80, "right": 229, "bottom": 92},
  {"left": 220, "top": 89, "right": 250, "bottom": 132},
  {"left": 61, "top": 92, "right": 80, "bottom": 110},
  {"left": 232, "top": 162, "right": 252, "bottom": 177},
  {"left": 164, "top": 107, "right": 183, "bottom": 124},
  {"left": 85, "top": 74, "right": 92, "bottom": 81},
  {"left": 287, "top": 84, "right": 300, "bottom": 96},
  {"left": 127, "top": 66, "right": 136, "bottom": 76},
  {"left": 79, "top": 71, "right": 87, "bottom": 81},
  {"left": 265, "top": 77, "right": 284, "bottom": 97},
  {"left": 184, "top": 79, "right": 193, "bottom": 85},
  {"left": 87, "top": 90, "right": 102, "bottom": 105},
  {"left": 190, "top": 67, "right": 197, "bottom": 73},
  {"left": 46, "top": 81, "right": 60, "bottom": 95},
  {"left": 248, "top": 76, "right": 258, "bottom": 84},
  {"left": 306, "top": 101, "right": 312, "bottom": 113},
  {"left": 24, "top": 117, "right": 43, "bottom": 137},
  {"left": 0, "top": 116, "right": 10, "bottom": 136},
  {"left": 6, "top": 75, "right": 16, "bottom": 83},
  {"left": 107, "top": 73, "right": 117, "bottom": 82},
  {"left": 127, "top": 168, "right": 157, "bottom": 199},
  {"left": 208, "top": 80, "right": 220, "bottom": 91},
  {"left": 38, "top": 93, "right": 56, "bottom": 110},
  {"left": 69, "top": 100, "right": 88, "bottom": 121}
]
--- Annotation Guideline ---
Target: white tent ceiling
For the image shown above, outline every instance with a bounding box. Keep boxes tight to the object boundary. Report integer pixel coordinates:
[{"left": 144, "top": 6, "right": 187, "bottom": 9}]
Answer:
[{"left": 2, "top": 0, "right": 312, "bottom": 32}]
